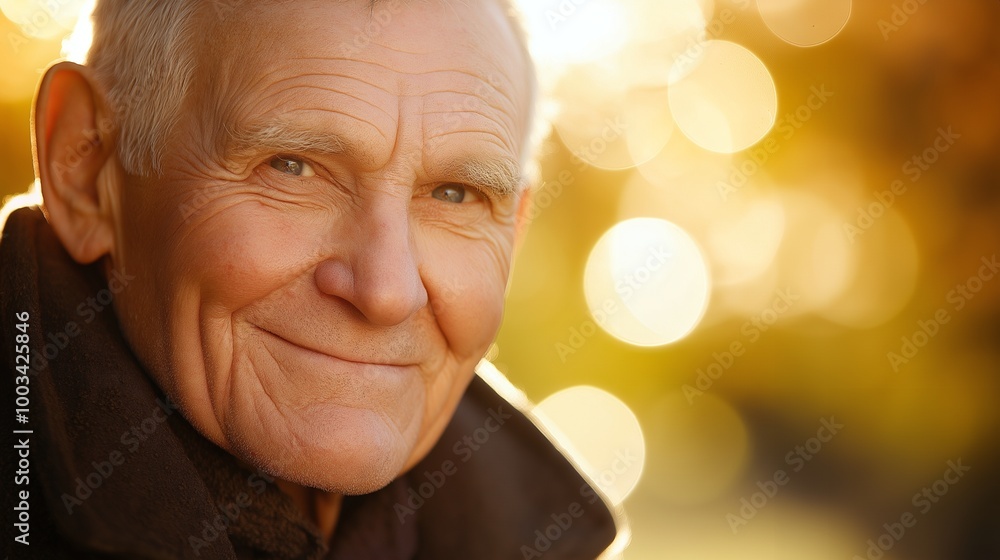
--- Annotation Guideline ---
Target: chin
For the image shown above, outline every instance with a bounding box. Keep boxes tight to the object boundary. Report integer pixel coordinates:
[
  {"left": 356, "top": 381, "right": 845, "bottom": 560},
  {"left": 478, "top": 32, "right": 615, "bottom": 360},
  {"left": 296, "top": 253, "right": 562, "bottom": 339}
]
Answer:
[{"left": 227, "top": 400, "right": 422, "bottom": 494}]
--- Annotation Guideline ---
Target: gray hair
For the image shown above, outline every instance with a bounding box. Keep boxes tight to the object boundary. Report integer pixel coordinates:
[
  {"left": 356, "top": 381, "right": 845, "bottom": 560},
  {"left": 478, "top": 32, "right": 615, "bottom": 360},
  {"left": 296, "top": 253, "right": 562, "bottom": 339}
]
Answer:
[{"left": 83, "top": 0, "right": 537, "bottom": 178}]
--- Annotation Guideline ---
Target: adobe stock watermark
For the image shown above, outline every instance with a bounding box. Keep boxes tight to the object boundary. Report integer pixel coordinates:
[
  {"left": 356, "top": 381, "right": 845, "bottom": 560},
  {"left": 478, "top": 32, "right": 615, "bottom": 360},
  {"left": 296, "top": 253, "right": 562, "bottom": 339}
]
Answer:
[
  {"left": 543, "top": 0, "right": 594, "bottom": 29},
  {"left": 5, "top": 0, "right": 78, "bottom": 54},
  {"left": 519, "top": 482, "right": 606, "bottom": 559},
  {"left": 338, "top": 0, "right": 404, "bottom": 56},
  {"left": 60, "top": 395, "right": 181, "bottom": 514},
  {"left": 189, "top": 469, "right": 277, "bottom": 555},
  {"left": 525, "top": 114, "right": 635, "bottom": 227},
  {"left": 555, "top": 245, "right": 671, "bottom": 362},
  {"left": 878, "top": 0, "right": 931, "bottom": 41},
  {"left": 844, "top": 126, "right": 960, "bottom": 243},
  {"left": 727, "top": 416, "right": 844, "bottom": 534},
  {"left": 180, "top": 64, "right": 505, "bottom": 223},
  {"left": 887, "top": 254, "right": 998, "bottom": 371},
  {"left": 667, "top": 0, "right": 752, "bottom": 76},
  {"left": 27, "top": 268, "right": 135, "bottom": 375},
  {"left": 520, "top": 169, "right": 574, "bottom": 227},
  {"left": 568, "top": 116, "right": 628, "bottom": 169},
  {"left": 853, "top": 459, "right": 970, "bottom": 560},
  {"left": 394, "top": 406, "right": 513, "bottom": 523},
  {"left": 683, "top": 288, "right": 800, "bottom": 403},
  {"left": 588, "top": 447, "right": 640, "bottom": 501},
  {"left": 47, "top": 116, "right": 117, "bottom": 180},
  {"left": 717, "top": 85, "right": 835, "bottom": 202}
]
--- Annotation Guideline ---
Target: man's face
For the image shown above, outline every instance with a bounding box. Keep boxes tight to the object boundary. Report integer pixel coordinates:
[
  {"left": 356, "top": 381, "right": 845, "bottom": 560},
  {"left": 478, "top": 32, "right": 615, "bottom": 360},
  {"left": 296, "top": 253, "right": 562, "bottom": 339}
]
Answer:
[{"left": 110, "top": 0, "right": 531, "bottom": 493}]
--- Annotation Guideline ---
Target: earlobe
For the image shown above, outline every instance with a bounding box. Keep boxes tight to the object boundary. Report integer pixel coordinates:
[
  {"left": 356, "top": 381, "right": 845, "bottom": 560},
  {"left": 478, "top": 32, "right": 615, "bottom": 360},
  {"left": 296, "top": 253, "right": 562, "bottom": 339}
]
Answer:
[{"left": 33, "top": 61, "right": 119, "bottom": 264}]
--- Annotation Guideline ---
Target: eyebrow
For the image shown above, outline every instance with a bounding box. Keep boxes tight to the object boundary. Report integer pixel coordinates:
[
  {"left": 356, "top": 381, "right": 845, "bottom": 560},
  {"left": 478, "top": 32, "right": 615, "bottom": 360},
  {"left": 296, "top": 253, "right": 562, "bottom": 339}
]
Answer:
[
  {"left": 442, "top": 157, "right": 523, "bottom": 198},
  {"left": 223, "top": 120, "right": 523, "bottom": 196},
  {"left": 223, "top": 120, "right": 354, "bottom": 162}
]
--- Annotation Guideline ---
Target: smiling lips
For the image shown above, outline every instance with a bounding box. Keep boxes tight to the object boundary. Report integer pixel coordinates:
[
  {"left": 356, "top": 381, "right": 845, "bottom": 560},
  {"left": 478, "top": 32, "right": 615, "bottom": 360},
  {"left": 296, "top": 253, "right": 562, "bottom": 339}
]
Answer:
[{"left": 254, "top": 324, "right": 414, "bottom": 369}]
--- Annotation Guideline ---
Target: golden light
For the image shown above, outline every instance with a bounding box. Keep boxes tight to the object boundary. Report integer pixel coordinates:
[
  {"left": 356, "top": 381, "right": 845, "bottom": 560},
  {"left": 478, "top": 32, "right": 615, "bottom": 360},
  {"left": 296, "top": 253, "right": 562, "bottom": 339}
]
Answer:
[
  {"left": 533, "top": 386, "right": 645, "bottom": 505},
  {"left": 0, "top": 0, "right": 87, "bottom": 39},
  {"left": 771, "top": 191, "right": 856, "bottom": 315},
  {"left": 634, "top": 503, "right": 862, "bottom": 560},
  {"left": 668, "top": 40, "right": 777, "bottom": 154},
  {"left": 61, "top": 0, "right": 94, "bottom": 63},
  {"left": 643, "top": 392, "right": 749, "bottom": 505},
  {"left": 628, "top": 0, "right": 712, "bottom": 45},
  {"left": 553, "top": 77, "right": 674, "bottom": 171},
  {"left": 0, "top": 14, "right": 61, "bottom": 102},
  {"left": 705, "top": 195, "right": 787, "bottom": 287},
  {"left": 506, "top": 215, "right": 575, "bottom": 304},
  {"left": 584, "top": 218, "right": 712, "bottom": 347},
  {"left": 515, "top": 0, "right": 628, "bottom": 68},
  {"left": 819, "top": 209, "right": 919, "bottom": 329},
  {"left": 709, "top": 266, "right": 784, "bottom": 324},
  {"left": 626, "top": 132, "right": 734, "bottom": 235},
  {"left": 0, "top": 180, "right": 42, "bottom": 225},
  {"left": 0, "top": 0, "right": 92, "bottom": 102},
  {"left": 621, "top": 0, "right": 713, "bottom": 77},
  {"left": 757, "top": 0, "right": 853, "bottom": 48}
]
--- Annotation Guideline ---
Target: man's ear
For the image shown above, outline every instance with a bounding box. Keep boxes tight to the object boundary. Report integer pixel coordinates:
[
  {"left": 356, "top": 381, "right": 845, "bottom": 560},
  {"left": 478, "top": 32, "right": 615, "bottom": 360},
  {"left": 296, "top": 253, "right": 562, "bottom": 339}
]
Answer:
[{"left": 33, "top": 61, "right": 119, "bottom": 264}]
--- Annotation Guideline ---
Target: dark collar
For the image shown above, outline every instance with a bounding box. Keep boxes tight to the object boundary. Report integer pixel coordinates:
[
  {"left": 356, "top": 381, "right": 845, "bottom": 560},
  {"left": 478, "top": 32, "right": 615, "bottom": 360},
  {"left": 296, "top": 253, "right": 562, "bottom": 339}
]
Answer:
[{"left": 1, "top": 206, "right": 624, "bottom": 559}]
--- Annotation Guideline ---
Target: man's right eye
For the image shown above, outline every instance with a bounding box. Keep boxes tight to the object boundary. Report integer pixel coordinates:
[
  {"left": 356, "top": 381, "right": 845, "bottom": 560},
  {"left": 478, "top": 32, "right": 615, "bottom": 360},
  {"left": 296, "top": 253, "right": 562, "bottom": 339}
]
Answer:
[{"left": 269, "top": 156, "right": 315, "bottom": 177}]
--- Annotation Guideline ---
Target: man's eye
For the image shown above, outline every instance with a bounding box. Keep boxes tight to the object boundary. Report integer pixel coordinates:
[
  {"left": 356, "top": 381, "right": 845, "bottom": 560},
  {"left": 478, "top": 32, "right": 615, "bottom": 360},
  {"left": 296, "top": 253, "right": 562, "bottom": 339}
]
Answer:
[
  {"left": 431, "top": 183, "right": 479, "bottom": 203},
  {"left": 269, "top": 156, "right": 315, "bottom": 177}
]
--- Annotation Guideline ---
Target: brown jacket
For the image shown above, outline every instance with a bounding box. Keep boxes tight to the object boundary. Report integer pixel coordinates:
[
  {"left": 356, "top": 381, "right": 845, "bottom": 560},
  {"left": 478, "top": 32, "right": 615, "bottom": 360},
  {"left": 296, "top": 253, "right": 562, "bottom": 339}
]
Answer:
[{"left": 2, "top": 206, "right": 625, "bottom": 559}]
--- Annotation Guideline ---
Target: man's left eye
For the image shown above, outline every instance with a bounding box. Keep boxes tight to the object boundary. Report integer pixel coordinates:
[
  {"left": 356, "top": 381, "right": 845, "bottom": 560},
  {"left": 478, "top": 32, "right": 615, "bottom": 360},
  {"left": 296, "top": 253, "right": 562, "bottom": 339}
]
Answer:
[
  {"left": 269, "top": 156, "right": 315, "bottom": 177},
  {"left": 431, "top": 183, "right": 480, "bottom": 203}
]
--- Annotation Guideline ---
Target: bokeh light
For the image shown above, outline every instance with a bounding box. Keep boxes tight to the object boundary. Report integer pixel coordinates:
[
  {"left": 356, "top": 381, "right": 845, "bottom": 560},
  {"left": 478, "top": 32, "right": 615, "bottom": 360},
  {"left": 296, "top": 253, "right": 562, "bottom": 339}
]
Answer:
[
  {"left": 584, "top": 218, "right": 712, "bottom": 346},
  {"left": 705, "top": 195, "right": 787, "bottom": 287},
  {"left": 614, "top": 0, "right": 713, "bottom": 87},
  {"left": 627, "top": 132, "right": 734, "bottom": 235},
  {"left": 533, "top": 386, "right": 646, "bottom": 505},
  {"left": 60, "top": 0, "right": 93, "bottom": 62},
  {"left": 553, "top": 70, "right": 674, "bottom": 171},
  {"left": 0, "top": 0, "right": 87, "bottom": 39},
  {"left": 5, "top": 0, "right": 1000, "bottom": 558},
  {"left": 0, "top": 15, "right": 62, "bottom": 102},
  {"left": 517, "top": 0, "right": 629, "bottom": 68},
  {"left": 757, "top": 0, "right": 853, "bottom": 47},
  {"left": 769, "top": 190, "right": 856, "bottom": 315},
  {"left": 668, "top": 40, "right": 777, "bottom": 153},
  {"left": 819, "top": 209, "right": 919, "bottom": 328}
]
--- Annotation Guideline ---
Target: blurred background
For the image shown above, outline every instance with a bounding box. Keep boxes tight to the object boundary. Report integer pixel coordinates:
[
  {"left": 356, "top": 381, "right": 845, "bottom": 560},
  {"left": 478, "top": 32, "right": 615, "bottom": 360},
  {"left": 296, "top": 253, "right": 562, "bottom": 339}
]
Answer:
[{"left": 3, "top": 0, "right": 999, "bottom": 558}]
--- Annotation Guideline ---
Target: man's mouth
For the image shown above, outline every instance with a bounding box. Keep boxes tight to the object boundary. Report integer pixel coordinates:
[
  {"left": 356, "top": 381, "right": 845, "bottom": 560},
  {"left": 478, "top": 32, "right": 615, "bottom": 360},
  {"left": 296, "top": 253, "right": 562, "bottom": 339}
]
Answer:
[{"left": 252, "top": 324, "right": 413, "bottom": 368}]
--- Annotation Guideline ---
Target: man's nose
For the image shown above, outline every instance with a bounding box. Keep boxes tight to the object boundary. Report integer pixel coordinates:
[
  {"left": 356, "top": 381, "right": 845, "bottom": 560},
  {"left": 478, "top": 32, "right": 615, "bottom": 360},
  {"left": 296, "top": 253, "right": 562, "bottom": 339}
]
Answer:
[{"left": 313, "top": 202, "right": 427, "bottom": 327}]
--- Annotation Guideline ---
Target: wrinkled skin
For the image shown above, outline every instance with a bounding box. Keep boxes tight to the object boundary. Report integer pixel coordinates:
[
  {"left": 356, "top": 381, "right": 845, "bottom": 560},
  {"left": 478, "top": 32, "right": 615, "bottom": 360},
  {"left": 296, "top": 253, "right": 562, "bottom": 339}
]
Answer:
[{"left": 108, "top": 0, "right": 533, "bottom": 495}]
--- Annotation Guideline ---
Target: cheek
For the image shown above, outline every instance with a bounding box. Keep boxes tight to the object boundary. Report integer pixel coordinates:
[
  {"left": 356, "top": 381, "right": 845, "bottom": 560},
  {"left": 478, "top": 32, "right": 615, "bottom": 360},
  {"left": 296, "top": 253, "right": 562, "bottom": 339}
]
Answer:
[
  {"left": 173, "top": 202, "right": 319, "bottom": 308},
  {"left": 421, "top": 231, "right": 514, "bottom": 357}
]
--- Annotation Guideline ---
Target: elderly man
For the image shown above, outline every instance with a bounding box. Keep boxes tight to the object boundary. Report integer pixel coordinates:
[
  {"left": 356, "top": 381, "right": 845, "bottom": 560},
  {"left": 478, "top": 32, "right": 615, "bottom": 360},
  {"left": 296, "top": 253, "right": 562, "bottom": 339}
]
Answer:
[{"left": 1, "top": 0, "right": 622, "bottom": 558}]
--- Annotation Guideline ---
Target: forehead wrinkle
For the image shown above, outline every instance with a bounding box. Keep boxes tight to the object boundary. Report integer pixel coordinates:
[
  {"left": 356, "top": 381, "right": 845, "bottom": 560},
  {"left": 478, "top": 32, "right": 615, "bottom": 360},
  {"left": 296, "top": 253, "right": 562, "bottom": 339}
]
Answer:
[
  {"left": 422, "top": 106, "right": 517, "bottom": 151},
  {"left": 426, "top": 129, "right": 515, "bottom": 165},
  {"left": 265, "top": 74, "right": 399, "bottom": 124},
  {"left": 257, "top": 56, "right": 519, "bottom": 144},
  {"left": 291, "top": 55, "right": 519, "bottom": 117},
  {"left": 420, "top": 85, "right": 518, "bottom": 136},
  {"left": 354, "top": 0, "right": 528, "bottom": 90},
  {"left": 291, "top": 107, "right": 393, "bottom": 146}
]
